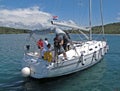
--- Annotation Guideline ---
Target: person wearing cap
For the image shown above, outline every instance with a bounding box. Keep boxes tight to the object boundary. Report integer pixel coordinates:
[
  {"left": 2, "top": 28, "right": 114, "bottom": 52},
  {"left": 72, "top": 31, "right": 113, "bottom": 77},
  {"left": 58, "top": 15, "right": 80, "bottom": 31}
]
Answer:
[{"left": 54, "top": 34, "right": 67, "bottom": 60}]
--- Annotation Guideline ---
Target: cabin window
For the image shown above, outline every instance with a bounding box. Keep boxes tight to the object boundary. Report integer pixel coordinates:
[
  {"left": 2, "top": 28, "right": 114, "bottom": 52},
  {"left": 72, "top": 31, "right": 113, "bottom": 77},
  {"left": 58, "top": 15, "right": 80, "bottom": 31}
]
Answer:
[
  {"left": 89, "top": 48, "right": 93, "bottom": 51},
  {"left": 95, "top": 46, "right": 97, "bottom": 48},
  {"left": 81, "top": 51, "right": 85, "bottom": 54}
]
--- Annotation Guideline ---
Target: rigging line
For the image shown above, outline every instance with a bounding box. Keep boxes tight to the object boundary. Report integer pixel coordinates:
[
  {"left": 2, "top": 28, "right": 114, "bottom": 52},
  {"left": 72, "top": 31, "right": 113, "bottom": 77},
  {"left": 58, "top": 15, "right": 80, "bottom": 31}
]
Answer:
[
  {"left": 95, "top": 29, "right": 103, "bottom": 40},
  {"left": 71, "top": 29, "right": 83, "bottom": 41},
  {"left": 77, "top": 30, "right": 83, "bottom": 41},
  {"left": 94, "top": 32, "right": 101, "bottom": 40},
  {"left": 89, "top": 0, "right": 92, "bottom": 40},
  {"left": 77, "top": 0, "right": 82, "bottom": 25},
  {"left": 78, "top": 29, "right": 89, "bottom": 40},
  {"left": 72, "top": 1, "right": 84, "bottom": 41},
  {"left": 93, "top": 25, "right": 104, "bottom": 40},
  {"left": 100, "top": 0, "right": 105, "bottom": 40},
  {"left": 30, "top": 34, "right": 37, "bottom": 43}
]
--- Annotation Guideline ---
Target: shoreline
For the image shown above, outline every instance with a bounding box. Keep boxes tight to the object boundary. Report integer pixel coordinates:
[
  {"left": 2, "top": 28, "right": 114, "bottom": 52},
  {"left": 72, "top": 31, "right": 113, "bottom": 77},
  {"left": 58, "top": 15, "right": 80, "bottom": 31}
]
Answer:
[{"left": 0, "top": 33, "right": 120, "bottom": 35}]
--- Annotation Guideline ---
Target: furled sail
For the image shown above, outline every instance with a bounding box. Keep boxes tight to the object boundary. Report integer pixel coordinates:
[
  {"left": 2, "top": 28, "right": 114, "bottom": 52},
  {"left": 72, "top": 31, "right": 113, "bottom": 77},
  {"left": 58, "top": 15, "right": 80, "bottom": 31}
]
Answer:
[{"left": 51, "top": 21, "right": 90, "bottom": 31}]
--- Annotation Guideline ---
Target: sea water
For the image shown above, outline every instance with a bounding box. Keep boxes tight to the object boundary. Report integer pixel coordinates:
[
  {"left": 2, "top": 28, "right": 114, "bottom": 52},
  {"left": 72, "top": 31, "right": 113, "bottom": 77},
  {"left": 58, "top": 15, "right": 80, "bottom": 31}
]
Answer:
[{"left": 0, "top": 34, "right": 120, "bottom": 91}]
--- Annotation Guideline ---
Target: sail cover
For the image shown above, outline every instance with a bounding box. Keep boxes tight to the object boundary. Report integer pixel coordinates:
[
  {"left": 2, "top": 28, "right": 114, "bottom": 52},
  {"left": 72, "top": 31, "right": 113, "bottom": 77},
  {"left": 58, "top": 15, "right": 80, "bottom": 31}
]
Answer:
[
  {"left": 51, "top": 21, "right": 90, "bottom": 31},
  {"left": 55, "top": 28, "right": 65, "bottom": 35}
]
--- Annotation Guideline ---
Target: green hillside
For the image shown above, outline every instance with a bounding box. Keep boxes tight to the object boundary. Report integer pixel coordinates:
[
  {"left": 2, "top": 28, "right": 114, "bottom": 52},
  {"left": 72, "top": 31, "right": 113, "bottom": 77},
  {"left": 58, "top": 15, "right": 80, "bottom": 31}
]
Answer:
[
  {"left": 0, "top": 27, "right": 30, "bottom": 34},
  {"left": 92, "top": 22, "right": 120, "bottom": 34},
  {"left": 67, "top": 22, "right": 120, "bottom": 34},
  {"left": 0, "top": 22, "right": 120, "bottom": 34}
]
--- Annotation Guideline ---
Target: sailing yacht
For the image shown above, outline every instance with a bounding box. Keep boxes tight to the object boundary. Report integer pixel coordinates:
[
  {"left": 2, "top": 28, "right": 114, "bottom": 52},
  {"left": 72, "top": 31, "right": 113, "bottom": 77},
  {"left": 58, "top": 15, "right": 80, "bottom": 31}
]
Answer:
[{"left": 21, "top": 0, "right": 109, "bottom": 79}]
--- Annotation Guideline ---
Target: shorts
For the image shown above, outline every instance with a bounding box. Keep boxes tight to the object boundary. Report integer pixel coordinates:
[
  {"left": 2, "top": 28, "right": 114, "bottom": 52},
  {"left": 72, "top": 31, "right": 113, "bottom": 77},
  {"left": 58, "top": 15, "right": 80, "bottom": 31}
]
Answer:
[{"left": 59, "top": 46, "right": 65, "bottom": 53}]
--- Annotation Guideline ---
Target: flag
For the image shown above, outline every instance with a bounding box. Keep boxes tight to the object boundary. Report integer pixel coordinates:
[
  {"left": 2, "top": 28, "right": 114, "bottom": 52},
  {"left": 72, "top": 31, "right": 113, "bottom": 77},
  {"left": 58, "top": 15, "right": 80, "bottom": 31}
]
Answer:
[{"left": 53, "top": 16, "right": 58, "bottom": 20}]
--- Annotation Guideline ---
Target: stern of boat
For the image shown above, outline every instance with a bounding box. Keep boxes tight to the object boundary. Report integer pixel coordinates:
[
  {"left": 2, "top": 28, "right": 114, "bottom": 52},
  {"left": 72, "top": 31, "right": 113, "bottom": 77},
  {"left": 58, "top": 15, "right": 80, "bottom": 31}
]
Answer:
[{"left": 21, "top": 52, "right": 50, "bottom": 79}]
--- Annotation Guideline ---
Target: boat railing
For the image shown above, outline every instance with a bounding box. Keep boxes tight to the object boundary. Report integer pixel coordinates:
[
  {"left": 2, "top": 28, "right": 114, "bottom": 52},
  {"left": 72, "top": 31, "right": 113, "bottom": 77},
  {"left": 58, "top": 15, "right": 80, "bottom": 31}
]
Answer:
[
  {"left": 26, "top": 52, "right": 40, "bottom": 58},
  {"left": 24, "top": 44, "right": 40, "bottom": 57}
]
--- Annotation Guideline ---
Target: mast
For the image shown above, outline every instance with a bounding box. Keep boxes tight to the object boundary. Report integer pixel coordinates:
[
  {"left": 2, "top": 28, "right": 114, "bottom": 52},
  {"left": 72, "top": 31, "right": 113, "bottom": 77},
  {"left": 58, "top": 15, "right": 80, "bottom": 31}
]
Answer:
[
  {"left": 100, "top": 0, "right": 105, "bottom": 39},
  {"left": 89, "top": 0, "right": 92, "bottom": 40}
]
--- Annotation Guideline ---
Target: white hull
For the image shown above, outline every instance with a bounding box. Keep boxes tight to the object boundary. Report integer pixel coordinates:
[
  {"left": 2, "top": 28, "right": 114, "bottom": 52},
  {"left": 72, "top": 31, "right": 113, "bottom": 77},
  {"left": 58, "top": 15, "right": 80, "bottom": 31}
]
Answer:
[{"left": 21, "top": 40, "right": 108, "bottom": 79}]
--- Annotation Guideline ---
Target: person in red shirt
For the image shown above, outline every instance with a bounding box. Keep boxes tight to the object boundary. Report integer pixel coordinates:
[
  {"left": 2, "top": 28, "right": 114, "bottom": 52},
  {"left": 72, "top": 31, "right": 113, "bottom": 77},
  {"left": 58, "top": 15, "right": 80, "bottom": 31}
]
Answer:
[
  {"left": 37, "top": 39, "right": 44, "bottom": 49},
  {"left": 37, "top": 39, "right": 47, "bottom": 58}
]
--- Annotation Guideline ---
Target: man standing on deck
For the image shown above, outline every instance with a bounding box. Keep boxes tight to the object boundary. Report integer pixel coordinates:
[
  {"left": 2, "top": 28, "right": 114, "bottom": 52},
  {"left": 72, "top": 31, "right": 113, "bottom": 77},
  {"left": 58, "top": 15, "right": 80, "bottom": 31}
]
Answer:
[{"left": 54, "top": 34, "right": 67, "bottom": 60}]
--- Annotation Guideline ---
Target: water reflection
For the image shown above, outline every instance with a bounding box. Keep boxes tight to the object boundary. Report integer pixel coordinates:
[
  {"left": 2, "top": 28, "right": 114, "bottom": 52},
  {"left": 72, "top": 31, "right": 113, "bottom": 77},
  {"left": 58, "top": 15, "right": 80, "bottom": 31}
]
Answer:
[{"left": 22, "top": 60, "right": 106, "bottom": 91}]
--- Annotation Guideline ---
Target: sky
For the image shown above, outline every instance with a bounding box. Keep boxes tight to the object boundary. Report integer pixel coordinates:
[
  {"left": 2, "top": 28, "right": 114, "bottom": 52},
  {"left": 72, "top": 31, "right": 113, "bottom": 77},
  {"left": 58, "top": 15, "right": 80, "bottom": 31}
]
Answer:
[{"left": 0, "top": 0, "right": 120, "bottom": 30}]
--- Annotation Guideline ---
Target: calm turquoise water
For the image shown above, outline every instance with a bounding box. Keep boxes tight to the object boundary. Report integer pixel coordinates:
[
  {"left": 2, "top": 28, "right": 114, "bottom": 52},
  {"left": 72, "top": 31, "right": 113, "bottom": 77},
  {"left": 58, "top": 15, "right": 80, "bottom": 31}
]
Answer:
[{"left": 0, "top": 34, "right": 120, "bottom": 91}]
